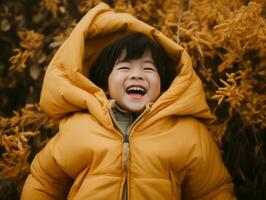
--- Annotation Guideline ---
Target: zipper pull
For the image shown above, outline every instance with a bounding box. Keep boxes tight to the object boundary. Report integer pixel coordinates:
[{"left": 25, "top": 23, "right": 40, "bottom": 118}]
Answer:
[{"left": 122, "top": 134, "right": 129, "bottom": 171}]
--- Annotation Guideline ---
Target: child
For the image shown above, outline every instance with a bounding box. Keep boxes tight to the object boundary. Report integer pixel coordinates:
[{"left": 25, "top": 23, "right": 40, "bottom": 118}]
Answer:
[{"left": 21, "top": 2, "right": 236, "bottom": 200}]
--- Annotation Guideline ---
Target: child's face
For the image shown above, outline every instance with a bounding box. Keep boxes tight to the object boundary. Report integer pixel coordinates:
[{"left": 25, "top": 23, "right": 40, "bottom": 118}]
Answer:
[{"left": 108, "top": 50, "right": 161, "bottom": 113}]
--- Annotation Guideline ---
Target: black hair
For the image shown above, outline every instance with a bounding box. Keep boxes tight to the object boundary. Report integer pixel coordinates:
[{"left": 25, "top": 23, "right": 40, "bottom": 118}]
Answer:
[{"left": 89, "top": 33, "right": 177, "bottom": 92}]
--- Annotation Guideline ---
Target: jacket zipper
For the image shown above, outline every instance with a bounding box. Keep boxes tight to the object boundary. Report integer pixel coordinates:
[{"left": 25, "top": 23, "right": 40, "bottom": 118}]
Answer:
[
  {"left": 108, "top": 104, "right": 150, "bottom": 200},
  {"left": 122, "top": 108, "right": 150, "bottom": 200},
  {"left": 122, "top": 134, "right": 129, "bottom": 171},
  {"left": 122, "top": 107, "right": 149, "bottom": 170},
  {"left": 122, "top": 134, "right": 129, "bottom": 200}
]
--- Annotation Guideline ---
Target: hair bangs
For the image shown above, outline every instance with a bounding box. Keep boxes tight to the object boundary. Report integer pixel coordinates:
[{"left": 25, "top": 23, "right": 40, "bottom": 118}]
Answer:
[{"left": 119, "top": 34, "right": 153, "bottom": 62}]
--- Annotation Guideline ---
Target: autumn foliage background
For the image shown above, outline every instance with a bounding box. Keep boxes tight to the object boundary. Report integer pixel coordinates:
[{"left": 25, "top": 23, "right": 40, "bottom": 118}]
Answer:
[{"left": 0, "top": 0, "right": 265, "bottom": 199}]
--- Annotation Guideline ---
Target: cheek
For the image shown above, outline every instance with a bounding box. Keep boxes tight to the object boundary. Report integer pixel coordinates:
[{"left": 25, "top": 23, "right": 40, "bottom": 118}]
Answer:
[
  {"left": 107, "top": 73, "right": 123, "bottom": 97},
  {"left": 107, "top": 74, "right": 114, "bottom": 96},
  {"left": 148, "top": 75, "right": 161, "bottom": 99},
  {"left": 107, "top": 76, "right": 114, "bottom": 94},
  {"left": 151, "top": 75, "right": 161, "bottom": 91}
]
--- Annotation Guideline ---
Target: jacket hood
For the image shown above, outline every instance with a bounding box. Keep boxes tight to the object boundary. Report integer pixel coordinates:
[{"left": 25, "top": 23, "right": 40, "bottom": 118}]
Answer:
[{"left": 39, "top": 2, "right": 214, "bottom": 126}]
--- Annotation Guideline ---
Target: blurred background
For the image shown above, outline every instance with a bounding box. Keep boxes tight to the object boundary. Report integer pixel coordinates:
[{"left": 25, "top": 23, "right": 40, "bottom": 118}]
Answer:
[{"left": 0, "top": 0, "right": 265, "bottom": 199}]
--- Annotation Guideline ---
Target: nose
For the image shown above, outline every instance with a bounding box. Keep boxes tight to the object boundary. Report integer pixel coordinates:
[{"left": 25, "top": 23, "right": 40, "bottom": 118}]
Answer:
[{"left": 129, "top": 68, "right": 144, "bottom": 80}]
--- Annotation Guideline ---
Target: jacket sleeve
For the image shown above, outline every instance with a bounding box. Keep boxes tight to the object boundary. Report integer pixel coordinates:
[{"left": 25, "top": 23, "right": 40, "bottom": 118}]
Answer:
[
  {"left": 182, "top": 121, "right": 237, "bottom": 200},
  {"left": 21, "top": 133, "right": 72, "bottom": 200}
]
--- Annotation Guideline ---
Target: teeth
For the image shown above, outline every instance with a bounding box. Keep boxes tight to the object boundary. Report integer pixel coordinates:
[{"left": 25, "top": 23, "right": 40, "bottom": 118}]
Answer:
[
  {"left": 127, "top": 87, "right": 145, "bottom": 92},
  {"left": 126, "top": 86, "right": 146, "bottom": 95}
]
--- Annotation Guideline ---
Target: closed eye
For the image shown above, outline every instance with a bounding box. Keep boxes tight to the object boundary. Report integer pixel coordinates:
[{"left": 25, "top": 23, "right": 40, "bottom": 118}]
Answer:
[
  {"left": 144, "top": 67, "right": 157, "bottom": 71},
  {"left": 117, "top": 66, "right": 130, "bottom": 70}
]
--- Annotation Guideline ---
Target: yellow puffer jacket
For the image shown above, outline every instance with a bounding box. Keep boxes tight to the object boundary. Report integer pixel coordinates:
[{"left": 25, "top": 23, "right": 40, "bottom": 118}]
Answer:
[{"left": 21, "top": 2, "right": 236, "bottom": 200}]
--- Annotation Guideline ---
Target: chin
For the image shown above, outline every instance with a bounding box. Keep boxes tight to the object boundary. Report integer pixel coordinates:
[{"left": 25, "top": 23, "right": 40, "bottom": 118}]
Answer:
[
  {"left": 127, "top": 107, "right": 145, "bottom": 113},
  {"left": 119, "top": 102, "right": 146, "bottom": 113}
]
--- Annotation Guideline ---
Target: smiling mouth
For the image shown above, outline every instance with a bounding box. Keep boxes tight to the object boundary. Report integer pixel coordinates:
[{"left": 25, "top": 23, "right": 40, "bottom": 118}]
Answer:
[{"left": 126, "top": 86, "right": 147, "bottom": 96}]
